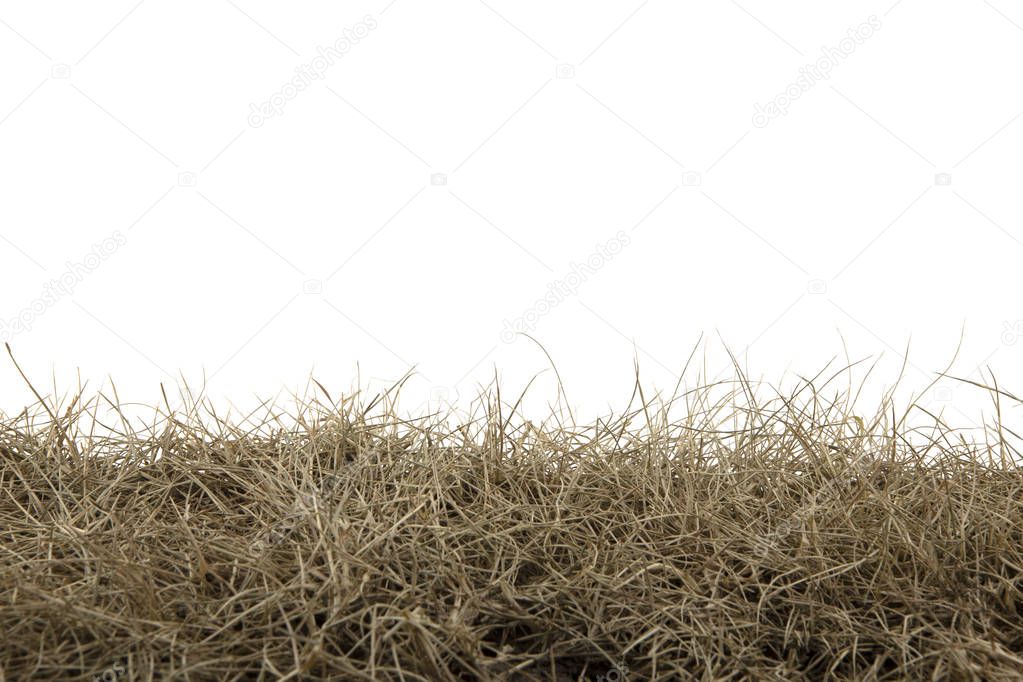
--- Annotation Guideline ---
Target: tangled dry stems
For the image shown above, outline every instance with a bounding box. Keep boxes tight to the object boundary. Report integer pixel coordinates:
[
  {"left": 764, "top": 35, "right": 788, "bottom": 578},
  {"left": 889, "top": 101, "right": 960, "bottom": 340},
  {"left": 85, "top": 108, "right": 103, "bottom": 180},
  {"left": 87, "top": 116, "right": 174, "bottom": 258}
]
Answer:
[{"left": 1, "top": 363, "right": 1022, "bottom": 680}]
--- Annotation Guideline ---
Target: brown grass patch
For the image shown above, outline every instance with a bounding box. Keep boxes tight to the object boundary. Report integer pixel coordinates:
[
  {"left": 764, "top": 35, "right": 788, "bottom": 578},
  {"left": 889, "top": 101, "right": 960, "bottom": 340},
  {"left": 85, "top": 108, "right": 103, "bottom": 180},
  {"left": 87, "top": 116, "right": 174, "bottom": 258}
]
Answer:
[{"left": 2, "top": 357, "right": 1022, "bottom": 680}]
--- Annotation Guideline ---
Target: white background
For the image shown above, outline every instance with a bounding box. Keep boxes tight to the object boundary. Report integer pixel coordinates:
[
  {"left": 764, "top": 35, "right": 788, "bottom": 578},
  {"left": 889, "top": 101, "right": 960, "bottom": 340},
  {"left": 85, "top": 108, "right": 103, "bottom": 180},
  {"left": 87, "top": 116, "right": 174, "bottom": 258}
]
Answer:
[{"left": 1, "top": 1, "right": 1022, "bottom": 430}]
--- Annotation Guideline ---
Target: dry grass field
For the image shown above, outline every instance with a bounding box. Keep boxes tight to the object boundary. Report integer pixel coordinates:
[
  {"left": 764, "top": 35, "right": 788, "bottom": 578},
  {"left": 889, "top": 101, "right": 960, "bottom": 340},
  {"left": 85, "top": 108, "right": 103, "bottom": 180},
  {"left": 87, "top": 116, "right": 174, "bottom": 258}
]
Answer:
[{"left": 2, "top": 350, "right": 1022, "bottom": 680}]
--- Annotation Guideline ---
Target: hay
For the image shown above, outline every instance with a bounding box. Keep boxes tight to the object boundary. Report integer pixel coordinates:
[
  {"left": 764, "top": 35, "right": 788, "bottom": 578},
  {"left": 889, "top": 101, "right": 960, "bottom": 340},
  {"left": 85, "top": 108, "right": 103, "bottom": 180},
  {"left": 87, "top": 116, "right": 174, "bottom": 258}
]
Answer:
[{"left": 1, "top": 358, "right": 1022, "bottom": 680}]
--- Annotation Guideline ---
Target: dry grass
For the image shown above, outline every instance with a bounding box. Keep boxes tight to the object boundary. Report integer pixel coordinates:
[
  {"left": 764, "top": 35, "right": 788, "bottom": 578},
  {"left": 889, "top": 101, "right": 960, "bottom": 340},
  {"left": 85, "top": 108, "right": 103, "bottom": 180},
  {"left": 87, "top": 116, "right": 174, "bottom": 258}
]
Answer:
[{"left": 1, "top": 353, "right": 1022, "bottom": 680}]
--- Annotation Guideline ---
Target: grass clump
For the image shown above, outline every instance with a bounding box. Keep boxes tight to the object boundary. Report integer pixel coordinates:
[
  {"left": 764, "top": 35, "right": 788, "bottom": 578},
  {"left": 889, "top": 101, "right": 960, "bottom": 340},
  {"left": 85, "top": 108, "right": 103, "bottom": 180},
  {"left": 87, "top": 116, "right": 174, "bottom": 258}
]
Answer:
[{"left": 1, "top": 356, "right": 1022, "bottom": 680}]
